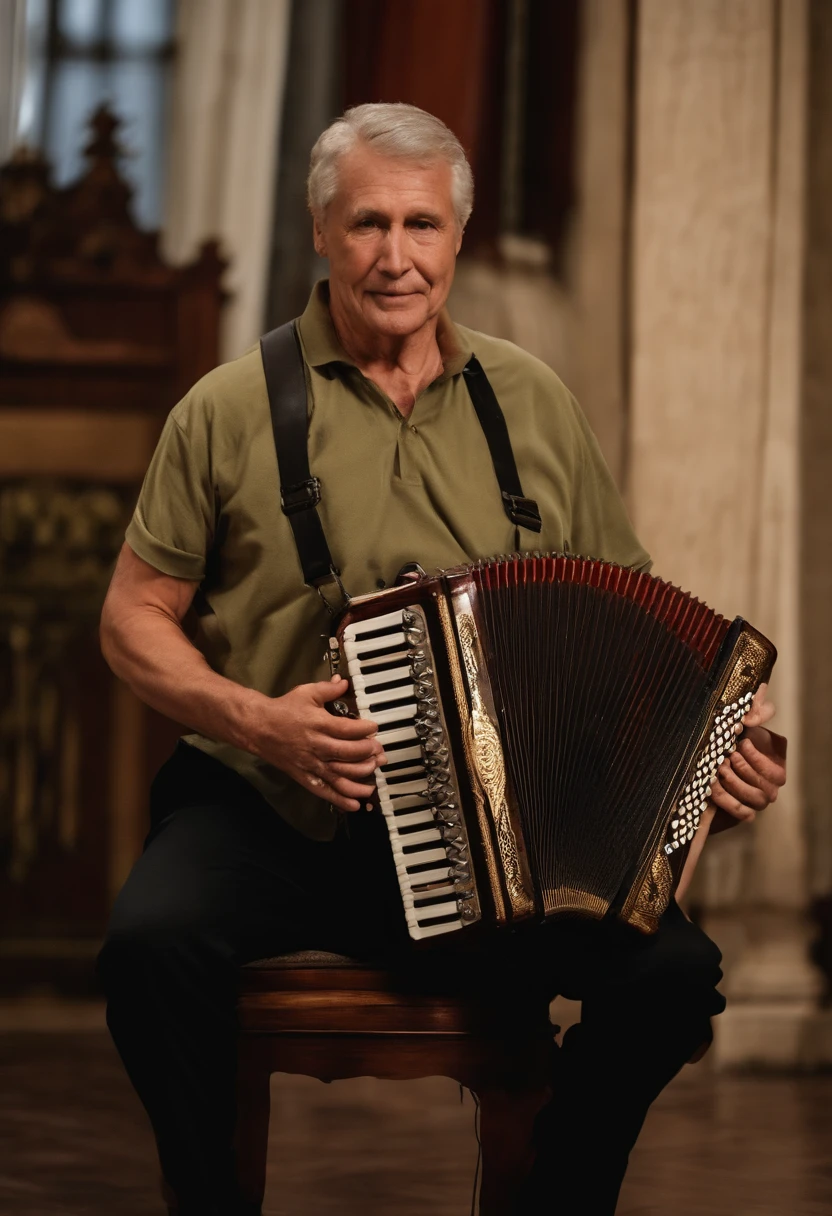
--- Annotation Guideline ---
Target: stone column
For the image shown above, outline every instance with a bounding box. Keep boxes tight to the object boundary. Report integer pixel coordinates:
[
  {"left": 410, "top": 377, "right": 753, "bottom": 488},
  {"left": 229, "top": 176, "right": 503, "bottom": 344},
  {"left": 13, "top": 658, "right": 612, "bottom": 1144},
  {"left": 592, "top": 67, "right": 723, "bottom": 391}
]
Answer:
[
  {"left": 627, "top": 0, "right": 828, "bottom": 1065},
  {"left": 569, "top": 0, "right": 632, "bottom": 484}
]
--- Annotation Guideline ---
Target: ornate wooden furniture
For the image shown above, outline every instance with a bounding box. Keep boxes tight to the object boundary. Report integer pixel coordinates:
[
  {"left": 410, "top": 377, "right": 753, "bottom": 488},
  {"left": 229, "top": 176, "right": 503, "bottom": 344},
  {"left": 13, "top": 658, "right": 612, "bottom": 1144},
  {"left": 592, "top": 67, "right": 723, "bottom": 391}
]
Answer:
[
  {"left": 231, "top": 951, "right": 555, "bottom": 1216},
  {"left": 0, "top": 106, "right": 225, "bottom": 989}
]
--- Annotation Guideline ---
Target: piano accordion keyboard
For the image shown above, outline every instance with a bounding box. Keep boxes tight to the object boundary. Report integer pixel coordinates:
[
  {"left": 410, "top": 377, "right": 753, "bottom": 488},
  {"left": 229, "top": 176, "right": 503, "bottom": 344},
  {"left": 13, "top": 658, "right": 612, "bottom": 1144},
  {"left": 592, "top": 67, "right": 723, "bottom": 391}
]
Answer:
[{"left": 342, "top": 607, "right": 470, "bottom": 941}]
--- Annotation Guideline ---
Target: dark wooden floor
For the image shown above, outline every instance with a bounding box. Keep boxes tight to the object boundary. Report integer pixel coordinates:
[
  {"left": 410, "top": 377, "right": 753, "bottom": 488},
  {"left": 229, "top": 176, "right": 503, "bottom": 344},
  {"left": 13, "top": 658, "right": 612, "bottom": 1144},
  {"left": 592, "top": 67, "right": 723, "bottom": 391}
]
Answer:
[{"left": 1, "top": 1031, "right": 831, "bottom": 1215}]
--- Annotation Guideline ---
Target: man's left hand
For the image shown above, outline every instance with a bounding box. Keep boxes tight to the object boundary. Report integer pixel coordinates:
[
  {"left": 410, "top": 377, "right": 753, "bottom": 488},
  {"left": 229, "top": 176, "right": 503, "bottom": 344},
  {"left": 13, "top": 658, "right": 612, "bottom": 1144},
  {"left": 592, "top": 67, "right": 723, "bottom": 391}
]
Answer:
[{"left": 708, "top": 683, "right": 787, "bottom": 831}]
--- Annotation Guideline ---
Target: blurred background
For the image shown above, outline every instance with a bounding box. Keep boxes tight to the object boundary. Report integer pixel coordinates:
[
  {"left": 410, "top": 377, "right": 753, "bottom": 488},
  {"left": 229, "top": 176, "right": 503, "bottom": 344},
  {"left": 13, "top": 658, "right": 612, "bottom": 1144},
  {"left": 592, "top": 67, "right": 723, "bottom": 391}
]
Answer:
[{"left": 0, "top": 0, "right": 831, "bottom": 1213}]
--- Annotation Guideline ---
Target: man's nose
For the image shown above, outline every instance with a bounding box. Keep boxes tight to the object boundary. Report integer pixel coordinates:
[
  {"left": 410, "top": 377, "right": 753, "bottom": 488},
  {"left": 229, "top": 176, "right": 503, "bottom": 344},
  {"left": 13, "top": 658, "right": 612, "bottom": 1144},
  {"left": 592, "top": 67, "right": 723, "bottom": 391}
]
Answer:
[{"left": 376, "top": 227, "right": 413, "bottom": 277}]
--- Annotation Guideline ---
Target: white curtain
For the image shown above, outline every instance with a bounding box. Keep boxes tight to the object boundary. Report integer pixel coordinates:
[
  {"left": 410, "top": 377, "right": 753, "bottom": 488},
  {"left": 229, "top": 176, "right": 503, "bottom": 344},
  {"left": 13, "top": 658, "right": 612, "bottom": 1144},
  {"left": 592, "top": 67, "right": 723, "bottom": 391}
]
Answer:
[
  {"left": 162, "top": 0, "right": 292, "bottom": 361},
  {"left": 0, "top": 0, "right": 27, "bottom": 162}
]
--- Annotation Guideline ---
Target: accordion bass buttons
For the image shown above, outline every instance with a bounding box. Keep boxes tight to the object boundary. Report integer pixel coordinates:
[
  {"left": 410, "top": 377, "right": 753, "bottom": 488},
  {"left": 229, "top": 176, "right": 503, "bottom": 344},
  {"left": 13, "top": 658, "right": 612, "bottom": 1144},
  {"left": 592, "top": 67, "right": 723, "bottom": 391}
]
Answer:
[{"left": 663, "top": 690, "right": 754, "bottom": 854}]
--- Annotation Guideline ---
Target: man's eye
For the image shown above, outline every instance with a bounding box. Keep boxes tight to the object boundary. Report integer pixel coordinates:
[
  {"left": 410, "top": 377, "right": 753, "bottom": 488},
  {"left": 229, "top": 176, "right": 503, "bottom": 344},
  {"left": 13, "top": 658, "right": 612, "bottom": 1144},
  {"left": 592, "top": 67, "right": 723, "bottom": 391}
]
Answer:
[
  {"left": 357, "top": 218, "right": 377, "bottom": 228},
  {"left": 410, "top": 220, "right": 435, "bottom": 231}
]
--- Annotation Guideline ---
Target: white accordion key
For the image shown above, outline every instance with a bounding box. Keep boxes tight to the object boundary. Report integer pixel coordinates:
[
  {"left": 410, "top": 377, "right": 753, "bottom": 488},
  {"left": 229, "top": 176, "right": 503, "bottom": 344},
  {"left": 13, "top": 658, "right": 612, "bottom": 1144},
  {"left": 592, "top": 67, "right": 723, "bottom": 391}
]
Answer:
[
  {"left": 414, "top": 883, "right": 455, "bottom": 901},
  {"left": 415, "top": 898, "right": 461, "bottom": 921},
  {"left": 396, "top": 846, "right": 449, "bottom": 872},
  {"left": 409, "top": 918, "right": 463, "bottom": 940},
  {"left": 381, "top": 743, "right": 422, "bottom": 765},
  {"left": 377, "top": 724, "right": 419, "bottom": 747},
  {"left": 351, "top": 663, "right": 412, "bottom": 692},
  {"left": 348, "top": 608, "right": 406, "bottom": 636},
  {"left": 389, "top": 809, "right": 436, "bottom": 830},
  {"left": 345, "top": 630, "right": 406, "bottom": 659},
  {"left": 397, "top": 827, "right": 443, "bottom": 850},
  {"left": 385, "top": 792, "right": 431, "bottom": 812},
  {"left": 377, "top": 776, "right": 426, "bottom": 799},
  {"left": 407, "top": 865, "right": 453, "bottom": 888},
  {"left": 356, "top": 682, "right": 416, "bottom": 706},
  {"left": 379, "top": 758, "right": 424, "bottom": 779},
  {"left": 400, "top": 885, "right": 456, "bottom": 909},
  {"left": 363, "top": 703, "right": 418, "bottom": 726}
]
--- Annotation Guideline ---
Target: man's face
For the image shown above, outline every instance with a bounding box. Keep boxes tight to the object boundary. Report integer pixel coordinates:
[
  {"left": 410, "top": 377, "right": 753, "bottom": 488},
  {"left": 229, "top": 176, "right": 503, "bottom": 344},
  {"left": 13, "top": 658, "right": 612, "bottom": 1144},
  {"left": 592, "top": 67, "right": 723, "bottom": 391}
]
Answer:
[{"left": 313, "top": 144, "right": 463, "bottom": 343}]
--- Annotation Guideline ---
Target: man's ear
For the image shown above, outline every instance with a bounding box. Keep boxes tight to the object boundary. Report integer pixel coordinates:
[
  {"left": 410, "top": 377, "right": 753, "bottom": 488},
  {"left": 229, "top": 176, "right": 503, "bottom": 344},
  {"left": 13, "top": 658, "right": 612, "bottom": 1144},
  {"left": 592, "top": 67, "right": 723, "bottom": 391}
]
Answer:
[
  {"left": 313, "top": 214, "right": 327, "bottom": 258},
  {"left": 455, "top": 226, "right": 464, "bottom": 256}
]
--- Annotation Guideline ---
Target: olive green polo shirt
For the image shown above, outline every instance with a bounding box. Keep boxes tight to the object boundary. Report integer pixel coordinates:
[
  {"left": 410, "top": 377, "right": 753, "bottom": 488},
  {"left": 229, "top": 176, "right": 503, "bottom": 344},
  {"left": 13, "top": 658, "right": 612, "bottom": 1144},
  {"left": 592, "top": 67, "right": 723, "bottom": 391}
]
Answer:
[{"left": 126, "top": 280, "right": 650, "bottom": 839}]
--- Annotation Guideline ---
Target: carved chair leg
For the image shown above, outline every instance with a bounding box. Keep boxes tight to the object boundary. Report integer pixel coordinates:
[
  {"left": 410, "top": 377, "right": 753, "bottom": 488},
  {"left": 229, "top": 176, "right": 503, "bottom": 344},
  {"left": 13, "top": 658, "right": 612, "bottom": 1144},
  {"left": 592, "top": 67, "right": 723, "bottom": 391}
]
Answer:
[
  {"left": 234, "top": 1052, "right": 272, "bottom": 1211},
  {"left": 476, "top": 1085, "right": 552, "bottom": 1216}
]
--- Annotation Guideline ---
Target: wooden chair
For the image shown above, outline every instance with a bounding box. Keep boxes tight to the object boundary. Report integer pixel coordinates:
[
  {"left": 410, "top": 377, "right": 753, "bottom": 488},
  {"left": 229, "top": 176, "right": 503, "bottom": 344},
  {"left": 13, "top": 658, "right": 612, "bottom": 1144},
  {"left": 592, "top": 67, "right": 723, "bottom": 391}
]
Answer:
[{"left": 233, "top": 950, "right": 557, "bottom": 1215}]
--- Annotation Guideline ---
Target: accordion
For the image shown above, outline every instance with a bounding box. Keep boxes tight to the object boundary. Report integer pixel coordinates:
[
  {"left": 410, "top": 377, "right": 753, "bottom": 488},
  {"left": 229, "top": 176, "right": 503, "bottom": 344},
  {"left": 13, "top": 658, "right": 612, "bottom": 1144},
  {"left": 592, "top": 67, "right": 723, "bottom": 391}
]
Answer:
[{"left": 332, "top": 555, "right": 776, "bottom": 941}]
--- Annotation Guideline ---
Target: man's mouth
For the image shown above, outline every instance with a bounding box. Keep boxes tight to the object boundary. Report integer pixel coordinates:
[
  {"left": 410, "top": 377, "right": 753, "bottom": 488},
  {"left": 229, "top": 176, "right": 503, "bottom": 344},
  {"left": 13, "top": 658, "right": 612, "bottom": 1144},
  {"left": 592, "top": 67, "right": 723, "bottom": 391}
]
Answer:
[{"left": 370, "top": 290, "right": 420, "bottom": 300}]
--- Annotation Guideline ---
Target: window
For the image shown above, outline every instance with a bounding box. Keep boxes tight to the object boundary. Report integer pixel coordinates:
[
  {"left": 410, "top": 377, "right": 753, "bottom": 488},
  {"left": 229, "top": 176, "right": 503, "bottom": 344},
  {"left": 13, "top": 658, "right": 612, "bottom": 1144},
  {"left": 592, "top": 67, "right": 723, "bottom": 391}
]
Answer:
[{"left": 16, "top": 0, "right": 175, "bottom": 229}]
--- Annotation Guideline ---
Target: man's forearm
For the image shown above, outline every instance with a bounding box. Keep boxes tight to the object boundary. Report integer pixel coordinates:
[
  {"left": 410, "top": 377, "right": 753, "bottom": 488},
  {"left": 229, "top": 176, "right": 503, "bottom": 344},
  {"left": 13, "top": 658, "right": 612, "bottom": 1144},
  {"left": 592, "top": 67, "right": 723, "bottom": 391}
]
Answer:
[{"left": 100, "top": 607, "right": 267, "bottom": 756}]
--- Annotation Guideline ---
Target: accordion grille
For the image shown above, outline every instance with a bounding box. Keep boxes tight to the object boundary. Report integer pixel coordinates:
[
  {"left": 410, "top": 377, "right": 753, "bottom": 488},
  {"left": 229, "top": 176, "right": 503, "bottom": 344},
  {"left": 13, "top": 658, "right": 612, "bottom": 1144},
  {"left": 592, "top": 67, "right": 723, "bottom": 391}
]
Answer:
[{"left": 472, "top": 556, "right": 731, "bottom": 915}]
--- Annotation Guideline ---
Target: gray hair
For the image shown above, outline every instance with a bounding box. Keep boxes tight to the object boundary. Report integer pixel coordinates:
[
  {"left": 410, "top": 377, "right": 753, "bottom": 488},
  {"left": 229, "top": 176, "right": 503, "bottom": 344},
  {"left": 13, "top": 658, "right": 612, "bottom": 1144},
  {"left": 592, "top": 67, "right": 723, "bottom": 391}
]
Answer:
[{"left": 307, "top": 102, "right": 474, "bottom": 231}]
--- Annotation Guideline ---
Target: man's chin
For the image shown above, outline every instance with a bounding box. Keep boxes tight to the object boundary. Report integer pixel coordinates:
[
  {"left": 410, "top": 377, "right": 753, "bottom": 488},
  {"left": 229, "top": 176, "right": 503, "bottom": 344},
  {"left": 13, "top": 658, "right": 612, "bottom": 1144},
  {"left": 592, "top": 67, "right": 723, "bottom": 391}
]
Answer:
[{"left": 364, "top": 295, "right": 430, "bottom": 336}]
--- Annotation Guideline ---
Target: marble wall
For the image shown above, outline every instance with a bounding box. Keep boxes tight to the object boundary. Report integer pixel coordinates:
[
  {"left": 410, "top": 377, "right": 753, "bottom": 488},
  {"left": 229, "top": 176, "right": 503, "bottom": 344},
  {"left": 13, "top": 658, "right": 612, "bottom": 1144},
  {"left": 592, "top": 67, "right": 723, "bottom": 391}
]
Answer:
[{"left": 573, "top": 0, "right": 832, "bottom": 1065}]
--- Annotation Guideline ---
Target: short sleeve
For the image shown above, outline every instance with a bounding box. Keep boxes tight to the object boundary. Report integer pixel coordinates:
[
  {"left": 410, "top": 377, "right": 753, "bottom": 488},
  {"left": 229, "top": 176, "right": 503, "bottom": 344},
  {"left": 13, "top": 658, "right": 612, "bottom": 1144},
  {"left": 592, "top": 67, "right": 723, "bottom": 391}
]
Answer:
[
  {"left": 125, "top": 402, "right": 216, "bottom": 580},
  {"left": 569, "top": 397, "right": 651, "bottom": 572}
]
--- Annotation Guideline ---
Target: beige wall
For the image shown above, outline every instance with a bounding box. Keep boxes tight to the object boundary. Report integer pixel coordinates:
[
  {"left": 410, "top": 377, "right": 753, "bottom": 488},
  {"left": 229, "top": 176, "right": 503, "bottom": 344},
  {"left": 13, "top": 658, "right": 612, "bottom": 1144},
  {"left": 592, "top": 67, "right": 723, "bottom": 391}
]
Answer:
[
  {"left": 628, "top": 0, "right": 777, "bottom": 618},
  {"left": 560, "top": 0, "right": 832, "bottom": 1063},
  {"left": 569, "top": 0, "right": 631, "bottom": 487}
]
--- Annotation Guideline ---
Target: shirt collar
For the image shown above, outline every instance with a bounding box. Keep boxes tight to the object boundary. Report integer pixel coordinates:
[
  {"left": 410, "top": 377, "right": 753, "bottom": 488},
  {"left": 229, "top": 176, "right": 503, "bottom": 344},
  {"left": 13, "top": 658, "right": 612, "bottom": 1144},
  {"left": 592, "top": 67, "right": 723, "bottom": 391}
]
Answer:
[{"left": 298, "top": 279, "right": 472, "bottom": 381}]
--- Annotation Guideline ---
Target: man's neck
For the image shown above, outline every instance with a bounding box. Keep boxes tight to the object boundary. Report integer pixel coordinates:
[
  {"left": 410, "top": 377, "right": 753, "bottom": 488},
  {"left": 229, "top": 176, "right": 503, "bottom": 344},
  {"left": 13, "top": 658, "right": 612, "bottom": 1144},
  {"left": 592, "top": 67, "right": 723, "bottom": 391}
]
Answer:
[{"left": 329, "top": 302, "right": 445, "bottom": 417}]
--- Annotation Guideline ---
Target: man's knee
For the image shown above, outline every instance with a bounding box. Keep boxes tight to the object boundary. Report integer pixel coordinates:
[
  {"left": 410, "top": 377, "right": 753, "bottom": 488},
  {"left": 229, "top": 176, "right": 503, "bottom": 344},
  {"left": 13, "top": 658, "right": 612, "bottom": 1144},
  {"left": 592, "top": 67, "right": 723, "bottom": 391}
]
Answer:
[
  {"left": 97, "top": 903, "right": 233, "bottom": 997},
  {"left": 664, "top": 914, "right": 722, "bottom": 983},
  {"left": 635, "top": 912, "right": 726, "bottom": 1019}
]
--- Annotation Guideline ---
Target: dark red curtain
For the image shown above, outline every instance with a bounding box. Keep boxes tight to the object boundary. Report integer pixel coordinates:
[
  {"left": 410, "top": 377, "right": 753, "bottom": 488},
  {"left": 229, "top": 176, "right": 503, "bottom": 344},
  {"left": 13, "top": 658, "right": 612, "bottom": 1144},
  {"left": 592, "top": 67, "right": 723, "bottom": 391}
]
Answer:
[
  {"left": 342, "top": 0, "right": 580, "bottom": 260},
  {"left": 343, "top": 0, "right": 506, "bottom": 249}
]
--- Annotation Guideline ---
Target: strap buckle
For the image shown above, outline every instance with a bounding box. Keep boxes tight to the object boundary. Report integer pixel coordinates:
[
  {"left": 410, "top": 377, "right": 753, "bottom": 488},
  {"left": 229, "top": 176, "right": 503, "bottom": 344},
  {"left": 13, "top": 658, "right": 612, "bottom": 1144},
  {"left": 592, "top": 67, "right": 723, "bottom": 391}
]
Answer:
[
  {"left": 314, "top": 567, "right": 351, "bottom": 615},
  {"left": 502, "top": 491, "right": 542, "bottom": 533},
  {"left": 281, "top": 477, "right": 322, "bottom": 515}
]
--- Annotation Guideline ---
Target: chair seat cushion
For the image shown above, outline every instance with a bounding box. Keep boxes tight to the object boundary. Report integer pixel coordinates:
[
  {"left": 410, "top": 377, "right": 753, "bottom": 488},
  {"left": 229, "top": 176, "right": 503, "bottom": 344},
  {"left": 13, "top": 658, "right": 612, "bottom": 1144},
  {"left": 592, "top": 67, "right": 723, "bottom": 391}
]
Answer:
[{"left": 244, "top": 950, "right": 365, "bottom": 970}]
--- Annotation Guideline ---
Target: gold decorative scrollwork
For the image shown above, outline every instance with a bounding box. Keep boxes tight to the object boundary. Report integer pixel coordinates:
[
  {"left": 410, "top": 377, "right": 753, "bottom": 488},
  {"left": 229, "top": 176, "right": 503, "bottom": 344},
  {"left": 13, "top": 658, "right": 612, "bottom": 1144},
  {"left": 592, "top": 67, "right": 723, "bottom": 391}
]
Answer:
[
  {"left": 437, "top": 594, "right": 506, "bottom": 922},
  {"left": 721, "top": 627, "right": 776, "bottom": 706},
  {"left": 623, "top": 848, "right": 673, "bottom": 934},
  {"left": 455, "top": 610, "right": 534, "bottom": 919}
]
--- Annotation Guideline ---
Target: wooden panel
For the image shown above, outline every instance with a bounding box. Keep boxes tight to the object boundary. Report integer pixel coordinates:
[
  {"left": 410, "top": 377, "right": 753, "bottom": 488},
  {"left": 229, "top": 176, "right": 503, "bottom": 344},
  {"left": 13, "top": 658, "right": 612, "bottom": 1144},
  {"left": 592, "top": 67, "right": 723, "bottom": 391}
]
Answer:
[
  {"left": 0, "top": 631, "right": 113, "bottom": 939},
  {"left": 0, "top": 410, "right": 157, "bottom": 480},
  {"left": 0, "top": 107, "right": 224, "bottom": 983}
]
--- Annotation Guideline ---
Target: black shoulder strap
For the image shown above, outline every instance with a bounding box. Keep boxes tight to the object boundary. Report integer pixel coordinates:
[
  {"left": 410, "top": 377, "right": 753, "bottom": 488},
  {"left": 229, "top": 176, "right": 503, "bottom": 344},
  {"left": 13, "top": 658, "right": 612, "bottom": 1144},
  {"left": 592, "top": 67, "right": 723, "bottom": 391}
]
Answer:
[
  {"left": 462, "top": 355, "right": 542, "bottom": 534},
  {"left": 259, "top": 320, "right": 339, "bottom": 588},
  {"left": 259, "top": 326, "right": 543, "bottom": 595}
]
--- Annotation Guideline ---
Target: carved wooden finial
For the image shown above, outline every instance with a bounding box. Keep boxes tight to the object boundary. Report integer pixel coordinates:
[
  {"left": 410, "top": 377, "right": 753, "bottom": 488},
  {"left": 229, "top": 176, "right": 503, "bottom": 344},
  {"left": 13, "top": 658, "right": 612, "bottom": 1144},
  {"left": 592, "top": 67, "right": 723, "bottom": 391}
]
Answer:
[{"left": 82, "top": 104, "right": 126, "bottom": 164}]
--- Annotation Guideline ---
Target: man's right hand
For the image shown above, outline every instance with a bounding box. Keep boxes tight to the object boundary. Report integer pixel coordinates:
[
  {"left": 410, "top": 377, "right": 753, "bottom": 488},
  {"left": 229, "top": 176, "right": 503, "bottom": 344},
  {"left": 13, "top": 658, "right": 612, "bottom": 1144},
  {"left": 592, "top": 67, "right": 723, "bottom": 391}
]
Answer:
[
  {"left": 101, "top": 546, "right": 384, "bottom": 812},
  {"left": 253, "top": 676, "right": 386, "bottom": 812}
]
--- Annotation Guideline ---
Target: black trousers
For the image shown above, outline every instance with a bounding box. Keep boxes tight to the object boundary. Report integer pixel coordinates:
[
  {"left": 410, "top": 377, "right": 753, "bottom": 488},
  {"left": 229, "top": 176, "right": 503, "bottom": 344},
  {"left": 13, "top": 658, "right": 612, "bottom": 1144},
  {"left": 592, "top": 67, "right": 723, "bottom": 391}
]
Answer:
[{"left": 97, "top": 742, "right": 726, "bottom": 1216}]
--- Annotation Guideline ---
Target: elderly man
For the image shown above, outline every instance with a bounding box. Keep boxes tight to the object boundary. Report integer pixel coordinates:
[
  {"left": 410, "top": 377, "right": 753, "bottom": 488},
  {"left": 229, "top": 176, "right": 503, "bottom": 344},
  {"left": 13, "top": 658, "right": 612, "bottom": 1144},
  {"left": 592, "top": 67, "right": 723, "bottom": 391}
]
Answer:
[{"left": 98, "top": 103, "right": 785, "bottom": 1216}]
